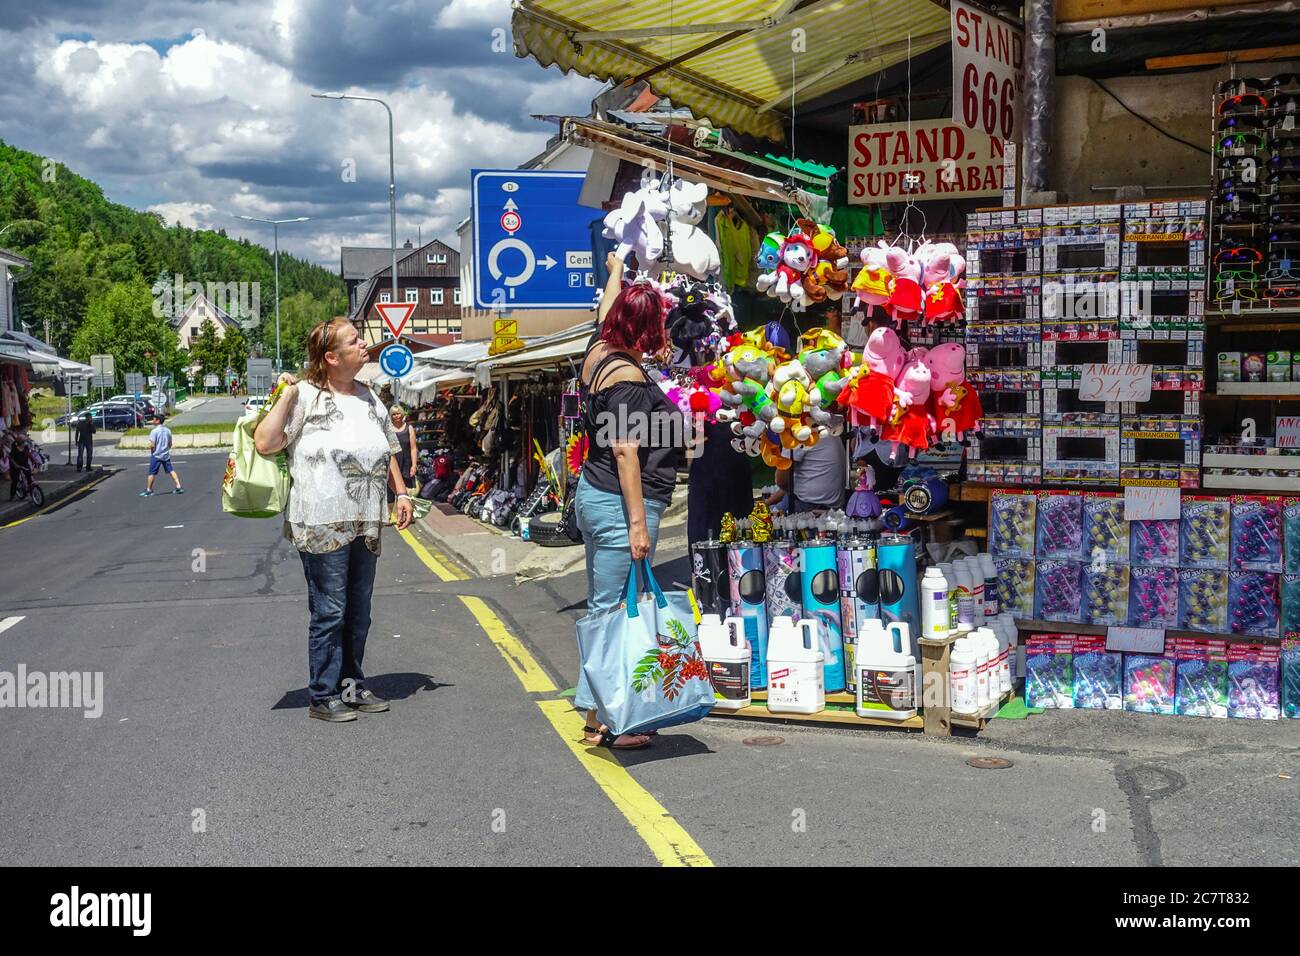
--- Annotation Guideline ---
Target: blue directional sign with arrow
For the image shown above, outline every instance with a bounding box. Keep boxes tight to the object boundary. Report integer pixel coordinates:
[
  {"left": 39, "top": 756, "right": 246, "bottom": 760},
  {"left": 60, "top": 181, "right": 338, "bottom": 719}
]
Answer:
[{"left": 471, "top": 169, "right": 595, "bottom": 310}]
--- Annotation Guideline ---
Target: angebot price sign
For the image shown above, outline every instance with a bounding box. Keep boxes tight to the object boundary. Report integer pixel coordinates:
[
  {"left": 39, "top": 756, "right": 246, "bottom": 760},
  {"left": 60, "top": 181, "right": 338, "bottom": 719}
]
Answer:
[
  {"left": 951, "top": 0, "right": 1024, "bottom": 143},
  {"left": 1078, "top": 364, "right": 1153, "bottom": 403}
]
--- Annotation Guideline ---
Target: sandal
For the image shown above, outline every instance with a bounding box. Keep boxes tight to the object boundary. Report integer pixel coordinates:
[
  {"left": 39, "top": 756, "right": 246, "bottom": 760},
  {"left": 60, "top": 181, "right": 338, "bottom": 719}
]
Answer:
[
  {"left": 585, "top": 724, "right": 657, "bottom": 739},
  {"left": 590, "top": 730, "right": 652, "bottom": 750}
]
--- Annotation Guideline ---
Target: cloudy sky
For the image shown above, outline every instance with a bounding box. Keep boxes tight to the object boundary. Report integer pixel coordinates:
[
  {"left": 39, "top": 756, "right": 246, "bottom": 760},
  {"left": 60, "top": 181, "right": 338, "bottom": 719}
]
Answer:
[{"left": 0, "top": 0, "right": 605, "bottom": 264}]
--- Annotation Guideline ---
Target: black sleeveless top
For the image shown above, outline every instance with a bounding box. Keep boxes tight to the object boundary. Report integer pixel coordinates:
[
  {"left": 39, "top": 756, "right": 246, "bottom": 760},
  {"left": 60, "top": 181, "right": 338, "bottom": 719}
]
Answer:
[{"left": 580, "top": 334, "right": 683, "bottom": 505}]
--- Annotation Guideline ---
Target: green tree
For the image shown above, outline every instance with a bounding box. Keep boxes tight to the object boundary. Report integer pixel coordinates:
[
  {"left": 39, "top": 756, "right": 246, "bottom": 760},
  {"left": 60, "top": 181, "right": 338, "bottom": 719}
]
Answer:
[
  {"left": 276, "top": 290, "right": 335, "bottom": 371},
  {"left": 187, "top": 319, "right": 222, "bottom": 380},
  {"left": 220, "top": 326, "right": 249, "bottom": 380},
  {"left": 70, "top": 279, "right": 178, "bottom": 390}
]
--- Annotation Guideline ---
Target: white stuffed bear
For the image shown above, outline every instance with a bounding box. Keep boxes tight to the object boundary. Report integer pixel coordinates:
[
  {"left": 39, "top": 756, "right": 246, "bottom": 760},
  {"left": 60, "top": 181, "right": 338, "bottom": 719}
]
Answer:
[
  {"left": 602, "top": 177, "right": 670, "bottom": 265},
  {"left": 664, "top": 179, "right": 721, "bottom": 280}
]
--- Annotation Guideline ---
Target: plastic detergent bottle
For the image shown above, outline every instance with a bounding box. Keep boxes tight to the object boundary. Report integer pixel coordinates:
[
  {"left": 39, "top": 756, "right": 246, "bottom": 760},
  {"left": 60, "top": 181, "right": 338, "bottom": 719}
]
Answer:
[
  {"left": 973, "top": 627, "right": 993, "bottom": 708},
  {"left": 938, "top": 562, "right": 958, "bottom": 630},
  {"left": 697, "top": 614, "right": 751, "bottom": 711},
  {"left": 855, "top": 617, "right": 917, "bottom": 722},
  {"left": 979, "top": 552, "right": 999, "bottom": 617},
  {"left": 994, "top": 622, "right": 1013, "bottom": 694},
  {"left": 953, "top": 562, "right": 976, "bottom": 631},
  {"left": 964, "top": 557, "right": 985, "bottom": 622},
  {"left": 920, "top": 566, "right": 950, "bottom": 639},
  {"left": 950, "top": 638, "right": 979, "bottom": 715},
  {"left": 766, "top": 616, "right": 825, "bottom": 715},
  {"left": 999, "top": 613, "right": 1022, "bottom": 681}
]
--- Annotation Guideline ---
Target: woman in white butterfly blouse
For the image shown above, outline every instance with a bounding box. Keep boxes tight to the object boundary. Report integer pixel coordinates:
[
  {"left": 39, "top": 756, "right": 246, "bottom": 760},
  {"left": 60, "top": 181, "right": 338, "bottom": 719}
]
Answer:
[{"left": 255, "top": 318, "right": 415, "bottom": 723}]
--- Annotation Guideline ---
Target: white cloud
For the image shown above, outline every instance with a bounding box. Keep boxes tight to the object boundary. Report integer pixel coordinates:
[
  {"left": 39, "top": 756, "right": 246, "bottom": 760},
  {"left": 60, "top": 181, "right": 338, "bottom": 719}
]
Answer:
[
  {"left": 147, "top": 201, "right": 218, "bottom": 229},
  {"left": 435, "top": 0, "right": 513, "bottom": 30}
]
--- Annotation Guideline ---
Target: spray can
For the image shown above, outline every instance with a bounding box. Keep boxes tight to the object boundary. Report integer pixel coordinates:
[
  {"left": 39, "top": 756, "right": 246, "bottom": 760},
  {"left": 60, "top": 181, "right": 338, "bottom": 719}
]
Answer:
[
  {"left": 799, "top": 538, "right": 846, "bottom": 692},
  {"left": 837, "top": 536, "right": 880, "bottom": 695},
  {"left": 690, "top": 539, "right": 732, "bottom": 618},
  {"left": 877, "top": 534, "right": 920, "bottom": 638},
  {"left": 728, "top": 542, "right": 768, "bottom": 688}
]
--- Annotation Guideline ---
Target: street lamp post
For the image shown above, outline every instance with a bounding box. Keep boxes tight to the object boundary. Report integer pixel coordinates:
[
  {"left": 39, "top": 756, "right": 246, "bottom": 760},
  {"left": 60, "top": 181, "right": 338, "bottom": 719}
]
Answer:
[
  {"left": 236, "top": 215, "right": 311, "bottom": 371},
  {"left": 312, "top": 92, "right": 399, "bottom": 308}
]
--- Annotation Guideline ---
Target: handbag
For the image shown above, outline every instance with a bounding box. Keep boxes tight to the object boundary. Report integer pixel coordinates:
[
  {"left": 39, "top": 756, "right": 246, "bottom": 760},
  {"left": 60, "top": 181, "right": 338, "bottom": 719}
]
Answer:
[
  {"left": 222, "top": 384, "right": 290, "bottom": 518},
  {"left": 575, "top": 560, "right": 715, "bottom": 736}
]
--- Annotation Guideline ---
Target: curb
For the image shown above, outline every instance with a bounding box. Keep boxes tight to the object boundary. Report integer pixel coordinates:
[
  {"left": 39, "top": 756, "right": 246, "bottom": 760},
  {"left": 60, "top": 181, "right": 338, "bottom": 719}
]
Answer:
[{"left": 0, "top": 467, "right": 119, "bottom": 528}]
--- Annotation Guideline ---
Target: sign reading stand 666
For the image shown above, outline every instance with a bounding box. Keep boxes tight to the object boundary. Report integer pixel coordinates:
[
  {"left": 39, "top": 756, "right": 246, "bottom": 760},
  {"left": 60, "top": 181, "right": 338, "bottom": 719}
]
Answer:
[{"left": 951, "top": 0, "right": 1024, "bottom": 143}]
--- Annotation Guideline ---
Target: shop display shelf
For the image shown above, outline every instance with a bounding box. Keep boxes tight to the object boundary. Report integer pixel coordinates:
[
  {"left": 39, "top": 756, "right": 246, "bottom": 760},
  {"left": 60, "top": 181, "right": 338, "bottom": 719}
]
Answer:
[
  {"left": 1210, "top": 383, "right": 1300, "bottom": 398},
  {"left": 950, "top": 690, "right": 1014, "bottom": 730},
  {"left": 727, "top": 691, "right": 925, "bottom": 731},
  {"left": 1012, "top": 617, "right": 1283, "bottom": 645}
]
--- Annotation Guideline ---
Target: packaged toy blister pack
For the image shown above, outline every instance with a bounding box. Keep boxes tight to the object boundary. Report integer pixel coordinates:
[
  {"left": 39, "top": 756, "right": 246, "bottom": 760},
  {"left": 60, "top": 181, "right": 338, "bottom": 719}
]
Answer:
[
  {"left": 1025, "top": 635, "right": 1074, "bottom": 709},
  {"left": 1083, "top": 494, "right": 1128, "bottom": 566},
  {"left": 990, "top": 490, "right": 1037, "bottom": 558},
  {"left": 1083, "top": 564, "right": 1129, "bottom": 626},
  {"left": 1283, "top": 574, "right": 1300, "bottom": 640},
  {"left": 1072, "top": 636, "right": 1122, "bottom": 710},
  {"left": 1283, "top": 499, "right": 1300, "bottom": 575},
  {"left": 1036, "top": 493, "right": 1083, "bottom": 560},
  {"left": 1283, "top": 639, "right": 1300, "bottom": 719},
  {"left": 995, "top": 557, "right": 1036, "bottom": 618},
  {"left": 1179, "top": 497, "right": 1231, "bottom": 570},
  {"left": 1174, "top": 639, "right": 1229, "bottom": 719},
  {"left": 1231, "top": 496, "right": 1283, "bottom": 573},
  {"left": 1035, "top": 560, "right": 1082, "bottom": 622},
  {"left": 1227, "top": 644, "right": 1280, "bottom": 720},
  {"left": 1228, "top": 571, "right": 1280, "bottom": 638},
  {"left": 1178, "top": 569, "right": 1229, "bottom": 633},
  {"left": 1128, "top": 566, "right": 1179, "bottom": 628},
  {"left": 1130, "top": 518, "right": 1180, "bottom": 568},
  {"left": 1124, "top": 650, "right": 1177, "bottom": 715}
]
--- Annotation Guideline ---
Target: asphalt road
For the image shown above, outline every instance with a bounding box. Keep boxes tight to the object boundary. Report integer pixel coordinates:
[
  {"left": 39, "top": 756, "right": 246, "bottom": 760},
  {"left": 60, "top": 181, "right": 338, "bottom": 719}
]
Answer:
[
  {"left": 168, "top": 396, "right": 247, "bottom": 427},
  {"left": 0, "top": 454, "right": 1295, "bottom": 866}
]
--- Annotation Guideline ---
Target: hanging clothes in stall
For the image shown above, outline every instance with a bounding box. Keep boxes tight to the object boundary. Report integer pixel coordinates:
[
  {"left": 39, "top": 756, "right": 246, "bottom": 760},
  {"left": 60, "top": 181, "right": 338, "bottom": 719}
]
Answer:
[{"left": 715, "top": 206, "right": 759, "bottom": 292}]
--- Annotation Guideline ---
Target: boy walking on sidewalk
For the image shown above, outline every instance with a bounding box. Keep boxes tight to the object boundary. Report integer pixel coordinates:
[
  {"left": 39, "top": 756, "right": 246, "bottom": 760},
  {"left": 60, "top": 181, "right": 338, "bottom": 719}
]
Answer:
[{"left": 141, "top": 414, "right": 184, "bottom": 496}]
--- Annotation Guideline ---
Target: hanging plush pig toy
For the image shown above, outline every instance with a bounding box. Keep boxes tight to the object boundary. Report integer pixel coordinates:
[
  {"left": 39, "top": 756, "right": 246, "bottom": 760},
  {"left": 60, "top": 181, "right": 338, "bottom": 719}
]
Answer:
[
  {"left": 885, "top": 245, "right": 923, "bottom": 324},
  {"left": 840, "top": 326, "right": 904, "bottom": 435},
  {"left": 852, "top": 241, "right": 894, "bottom": 307},
  {"left": 925, "top": 342, "right": 983, "bottom": 442},
  {"left": 881, "top": 357, "right": 935, "bottom": 460},
  {"left": 919, "top": 242, "right": 965, "bottom": 325}
]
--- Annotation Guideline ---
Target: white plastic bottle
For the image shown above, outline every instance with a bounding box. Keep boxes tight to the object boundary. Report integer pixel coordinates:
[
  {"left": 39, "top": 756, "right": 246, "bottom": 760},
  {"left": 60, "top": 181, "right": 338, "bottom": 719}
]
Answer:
[
  {"left": 938, "top": 563, "right": 958, "bottom": 630},
  {"left": 979, "top": 552, "right": 1000, "bottom": 617},
  {"left": 856, "top": 619, "right": 917, "bottom": 722},
  {"left": 973, "top": 627, "right": 993, "bottom": 708},
  {"left": 950, "top": 638, "right": 979, "bottom": 715},
  {"left": 953, "top": 561, "right": 976, "bottom": 631},
  {"left": 996, "top": 621, "right": 1014, "bottom": 694},
  {"left": 964, "top": 557, "right": 985, "bottom": 623},
  {"left": 697, "top": 614, "right": 751, "bottom": 711},
  {"left": 920, "top": 566, "right": 950, "bottom": 639},
  {"left": 766, "top": 616, "right": 825, "bottom": 715},
  {"left": 1000, "top": 613, "right": 1023, "bottom": 681}
]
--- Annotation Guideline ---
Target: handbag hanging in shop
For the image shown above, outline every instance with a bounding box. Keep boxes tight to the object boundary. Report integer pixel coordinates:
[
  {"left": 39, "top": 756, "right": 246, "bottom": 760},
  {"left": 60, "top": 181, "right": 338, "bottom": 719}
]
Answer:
[
  {"left": 576, "top": 560, "right": 716, "bottom": 736},
  {"left": 222, "top": 384, "right": 291, "bottom": 518}
]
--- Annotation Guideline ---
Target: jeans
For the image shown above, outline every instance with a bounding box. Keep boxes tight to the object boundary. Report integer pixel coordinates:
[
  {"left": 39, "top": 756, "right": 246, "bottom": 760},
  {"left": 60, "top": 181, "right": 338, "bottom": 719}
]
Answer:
[
  {"left": 573, "top": 474, "right": 668, "bottom": 712},
  {"left": 77, "top": 442, "right": 93, "bottom": 470},
  {"left": 299, "top": 536, "right": 379, "bottom": 705}
]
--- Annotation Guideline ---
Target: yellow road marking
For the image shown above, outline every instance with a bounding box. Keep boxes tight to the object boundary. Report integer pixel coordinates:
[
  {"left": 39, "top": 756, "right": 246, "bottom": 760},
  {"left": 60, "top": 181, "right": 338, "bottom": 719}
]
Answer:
[
  {"left": 398, "top": 527, "right": 713, "bottom": 867},
  {"left": 2, "top": 472, "right": 113, "bottom": 529},
  {"left": 537, "top": 700, "right": 713, "bottom": 867},
  {"left": 398, "top": 527, "right": 467, "bottom": 581},
  {"left": 459, "top": 595, "right": 557, "bottom": 694}
]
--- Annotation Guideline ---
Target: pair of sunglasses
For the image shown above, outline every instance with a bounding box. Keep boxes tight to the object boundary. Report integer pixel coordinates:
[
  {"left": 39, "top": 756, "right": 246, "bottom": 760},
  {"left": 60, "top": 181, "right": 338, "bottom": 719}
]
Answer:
[
  {"left": 1269, "top": 92, "right": 1300, "bottom": 111},
  {"left": 1263, "top": 266, "right": 1300, "bottom": 282},
  {"left": 1217, "top": 132, "right": 1266, "bottom": 153},
  {"left": 1264, "top": 287, "right": 1300, "bottom": 300},
  {"left": 1218, "top": 77, "right": 1267, "bottom": 95},
  {"left": 1216, "top": 267, "right": 1261, "bottom": 280},
  {"left": 1269, "top": 153, "right": 1300, "bottom": 171},
  {"left": 1268, "top": 73, "right": 1300, "bottom": 90},
  {"left": 1219, "top": 187, "right": 1264, "bottom": 204},
  {"left": 1217, "top": 209, "right": 1262, "bottom": 225},
  {"left": 1269, "top": 229, "right": 1300, "bottom": 243},
  {"left": 1219, "top": 93, "right": 1269, "bottom": 115},
  {"left": 1218, "top": 114, "right": 1269, "bottom": 132},
  {"left": 1266, "top": 170, "right": 1300, "bottom": 185},
  {"left": 1215, "top": 245, "right": 1264, "bottom": 263}
]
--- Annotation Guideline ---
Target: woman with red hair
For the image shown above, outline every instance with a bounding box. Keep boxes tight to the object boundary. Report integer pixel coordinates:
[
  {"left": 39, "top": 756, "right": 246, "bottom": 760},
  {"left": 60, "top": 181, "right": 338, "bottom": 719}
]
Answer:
[{"left": 575, "top": 250, "right": 684, "bottom": 750}]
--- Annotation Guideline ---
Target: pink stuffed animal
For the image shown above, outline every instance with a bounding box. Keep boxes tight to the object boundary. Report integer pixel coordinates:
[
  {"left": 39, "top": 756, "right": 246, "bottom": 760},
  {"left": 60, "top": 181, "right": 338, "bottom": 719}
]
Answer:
[
  {"left": 920, "top": 242, "right": 965, "bottom": 324},
  {"left": 839, "top": 326, "right": 903, "bottom": 434},
  {"left": 924, "top": 342, "right": 983, "bottom": 442},
  {"left": 880, "top": 359, "right": 934, "bottom": 459},
  {"left": 885, "top": 247, "right": 923, "bottom": 323},
  {"left": 851, "top": 242, "right": 893, "bottom": 307}
]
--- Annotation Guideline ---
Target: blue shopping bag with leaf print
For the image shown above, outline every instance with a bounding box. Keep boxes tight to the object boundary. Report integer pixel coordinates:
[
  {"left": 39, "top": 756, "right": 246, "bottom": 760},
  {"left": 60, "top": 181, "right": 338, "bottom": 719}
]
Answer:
[{"left": 575, "top": 560, "right": 716, "bottom": 736}]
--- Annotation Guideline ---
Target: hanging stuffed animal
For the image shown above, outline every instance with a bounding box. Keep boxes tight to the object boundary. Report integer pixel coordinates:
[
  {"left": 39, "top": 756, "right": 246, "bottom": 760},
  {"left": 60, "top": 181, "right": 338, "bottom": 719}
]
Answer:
[
  {"left": 797, "top": 219, "right": 851, "bottom": 304},
  {"left": 925, "top": 342, "right": 983, "bottom": 442},
  {"left": 839, "top": 326, "right": 904, "bottom": 435},
  {"left": 666, "top": 279, "right": 719, "bottom": 364},
  {"left": 884, "top": 245, "right": 923, "bottom": 323},
  {"left": 756, "top": 230, "right": 815, "bottom": 304},
  {"left": 602, "top": 177, "right": 669, "bottom": 266},
  {"left": 756, "top": 231, "right": 784, "bottom": 273},
  {"left": 918, "top": 241, "right": 966, "bottom": 325},
  {"left": 852, "top": 242, "right": 894, "bottom": 307},
  {"left": 664, "top": 179, "right": 721, "bottom": 280},
  {"left": 715, "top": 343, "right": 779, "bottom": 442},
  {"left": 771, "top": 359, "right": 817, "bottom": 447},
  {"left": 797, "top": 327, "right": 851, "bottom": 409},
  {"left": 880, "top": 358, "right": 935, "bottom": 460}
]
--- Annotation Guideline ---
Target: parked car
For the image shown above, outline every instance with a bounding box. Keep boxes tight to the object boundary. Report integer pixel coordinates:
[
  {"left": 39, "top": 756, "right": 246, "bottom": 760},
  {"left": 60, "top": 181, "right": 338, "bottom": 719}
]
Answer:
[
  {"left": 108, "top": 394, "right": 157, "bottom": 417},
  {"left": 57, "top": 403, "right": 141, "bottom": 431},
  {"left": 243, "top": 395, "right": 269, "bottom": 417}
]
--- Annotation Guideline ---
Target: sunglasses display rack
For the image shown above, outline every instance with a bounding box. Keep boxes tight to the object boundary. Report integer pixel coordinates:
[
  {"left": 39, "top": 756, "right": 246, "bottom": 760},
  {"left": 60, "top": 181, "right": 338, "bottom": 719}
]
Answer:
[{"left": 1212, "top": 74, "right": 1300, "bottom": 317}]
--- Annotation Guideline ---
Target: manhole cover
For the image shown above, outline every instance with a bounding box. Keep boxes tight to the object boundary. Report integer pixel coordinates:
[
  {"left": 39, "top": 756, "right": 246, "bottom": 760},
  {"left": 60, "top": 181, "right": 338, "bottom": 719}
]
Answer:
[
  {"left": 966, "top": 756, "right": 1014, "bottom": 770},
  {"left": 743, "top": 736, "right": 785, "bottom": 747}
]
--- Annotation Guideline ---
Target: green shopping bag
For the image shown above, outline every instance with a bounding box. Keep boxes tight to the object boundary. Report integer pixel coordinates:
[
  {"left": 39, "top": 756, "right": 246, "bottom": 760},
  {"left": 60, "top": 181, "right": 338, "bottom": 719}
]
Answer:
[{"left": 221, "top": 386, "right": 291, "bottom": 518}]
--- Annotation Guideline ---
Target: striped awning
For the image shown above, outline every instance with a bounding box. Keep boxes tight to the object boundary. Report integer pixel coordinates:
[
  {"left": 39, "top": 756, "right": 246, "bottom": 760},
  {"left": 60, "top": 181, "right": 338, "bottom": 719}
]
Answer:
[{"left": 512, "top": 0, "right": 950, "bottom": 142}]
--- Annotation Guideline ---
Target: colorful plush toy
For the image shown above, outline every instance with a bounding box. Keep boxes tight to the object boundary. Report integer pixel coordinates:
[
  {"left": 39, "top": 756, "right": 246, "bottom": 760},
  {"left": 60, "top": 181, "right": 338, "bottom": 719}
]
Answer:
[
  {"left": 885, "top": 246, "right": 923, "bottom": 322},
  {"left": 715, "top": 343, "right": 779, "bottom": 440},
  {"left": 852, "top": 242, "right": 894, "bottom": 307},
  {"left": 771, "top": 360, "right": 816, "bottom": 446},
  {"left": 798, "top": 328, "right": 851, "bottom": 409},
  {"left": 756, "top": 231, "right": 785, "bottom": 272},
  {"left": 925, "top": 342, "right": 983, "bottom": 442},
  {"left": 666, "top": 279, "right": 718, "bottom": 362},
  {"left": 840, "top": 326, "right": 904, "bottom": 434},
  {"left": 917, "top": 241, "right": 966, "bottom": 324},
  {"left": 880, "top": 358, "right": 935, "bottom": 460},
  {"left": 664, "top": 179, "right": 721, "bottom": 279},
  {"left": 602, "top": 176, "right": 669, "bottom": 265},
  {"left": 756, "top": 230, "right": 815, "bottom": 304},
  {"left": 846, "top": 465, "right": 882, "bottom": 519}
]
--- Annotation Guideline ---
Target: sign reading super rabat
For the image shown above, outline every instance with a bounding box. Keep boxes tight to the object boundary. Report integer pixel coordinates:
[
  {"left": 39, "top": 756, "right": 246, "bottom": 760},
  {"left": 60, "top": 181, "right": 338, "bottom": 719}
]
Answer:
[{"left": 471, "top": 169, "right": 594, "bottom": 310}]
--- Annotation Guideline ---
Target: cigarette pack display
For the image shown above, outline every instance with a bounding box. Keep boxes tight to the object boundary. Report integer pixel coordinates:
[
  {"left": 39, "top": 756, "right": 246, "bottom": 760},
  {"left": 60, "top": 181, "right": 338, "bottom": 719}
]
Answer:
[
  {"left": 1179, "top": 497, "right": 1231, "bottom": 570},
  {"left": 1130, "top": 518, "right": 1181, "bottom": 568},
  {"left": 1227, "top": 644, "right": 1280, "bottom": 720},
  {"left": 1178, "top": 569, "right": 1229, "bottom": 633},
  {"left": 1083, "top": 493, "right": 1128, "bottom": 565},
  {"left": 1175, "top": 639, "right": 1229, "bottom": 719},
  {"left": 1072, "top": 636, "right": 1122, "bottom": 710},
  {"left": 1228, "top": 571, "right": 1280, "bottom": 639},
  {"left": 1035, "top": 560, "right": 1082, "bottom": 622},
  {"left": 1230, "top": 496, "right": 1283, "bottom": 573},
  {"left": 1123, "top": 650, "right": 1177, "bottom": 715},
  {"left": 989, "top": 489, "right": 1037, "bottom": 558},
  {"left": 1083, "top": 563, "right": 1129, "bottom": 626},
  {"left": 995, "top": 557, "right": 1036, "bottom": 619},
  {"left": 1283, "top": 641, "right": 1300, "bottom": 719},
  {"left": 1025, "top": 635, "right": 1074, "bottom": 709},
  {"left": 1283, "top": 575, "right": 1300, "bottom": 641},
  {"left": 1035, "top": 492, "right": 1084, "bottom": 559},
  {"left": 1128, "top": 566, "right": 1179, "bottom": 628},
  {"left": 1283, "top": 499, "right": 1300, "bottom": 575}
]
